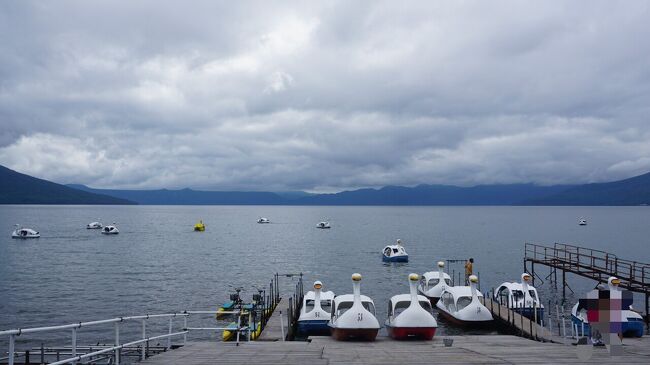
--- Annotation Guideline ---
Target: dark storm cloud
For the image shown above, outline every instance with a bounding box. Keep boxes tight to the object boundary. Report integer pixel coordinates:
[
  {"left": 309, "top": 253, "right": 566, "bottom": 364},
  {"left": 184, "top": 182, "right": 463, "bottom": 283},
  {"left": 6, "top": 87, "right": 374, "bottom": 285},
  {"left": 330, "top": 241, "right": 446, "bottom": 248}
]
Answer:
[{"left": 1, "top": 1, "right": 649, "bottom": 191}]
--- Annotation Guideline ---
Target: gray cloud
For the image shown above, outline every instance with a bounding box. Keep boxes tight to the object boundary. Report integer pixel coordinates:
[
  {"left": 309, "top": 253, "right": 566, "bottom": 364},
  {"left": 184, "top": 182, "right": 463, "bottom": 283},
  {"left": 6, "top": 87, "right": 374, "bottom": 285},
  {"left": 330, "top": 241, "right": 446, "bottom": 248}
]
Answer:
[{"left": 1, "top": 1, "right": 650, "bottom": 191}]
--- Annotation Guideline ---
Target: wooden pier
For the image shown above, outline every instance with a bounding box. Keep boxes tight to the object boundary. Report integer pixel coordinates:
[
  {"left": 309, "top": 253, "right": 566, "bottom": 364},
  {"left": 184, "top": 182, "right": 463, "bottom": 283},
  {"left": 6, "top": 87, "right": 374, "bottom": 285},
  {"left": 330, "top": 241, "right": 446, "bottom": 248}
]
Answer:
[
  {"left": 524, "top": 243, "right": 650, "bottom": 321},
  {"left": 139, "top": 335, "right": 650, "bottom": 364},
  {"left": 480, "top": 297, "right": 559, "bottom": 343}
]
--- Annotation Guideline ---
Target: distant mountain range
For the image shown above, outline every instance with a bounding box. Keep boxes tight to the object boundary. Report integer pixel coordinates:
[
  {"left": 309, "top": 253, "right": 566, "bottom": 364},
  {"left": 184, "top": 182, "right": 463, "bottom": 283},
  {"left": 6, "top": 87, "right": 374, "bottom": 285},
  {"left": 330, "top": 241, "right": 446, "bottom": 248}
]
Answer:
[
  {"left": 2, "top": 163, "right": 650, "bottom": 205},
  {"left": 0, "top": 165, "right": 134, "bottom": 205},
  {"left": 67, "top": 184, "right": 287, "bottom": 205}
]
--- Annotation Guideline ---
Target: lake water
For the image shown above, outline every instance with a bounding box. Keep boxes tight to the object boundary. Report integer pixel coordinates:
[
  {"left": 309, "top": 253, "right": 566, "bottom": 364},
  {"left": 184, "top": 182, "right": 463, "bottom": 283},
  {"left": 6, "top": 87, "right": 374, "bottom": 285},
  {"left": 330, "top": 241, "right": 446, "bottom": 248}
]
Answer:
[{"left": 1, "top": 205, "right": 649, "bottom": 349}]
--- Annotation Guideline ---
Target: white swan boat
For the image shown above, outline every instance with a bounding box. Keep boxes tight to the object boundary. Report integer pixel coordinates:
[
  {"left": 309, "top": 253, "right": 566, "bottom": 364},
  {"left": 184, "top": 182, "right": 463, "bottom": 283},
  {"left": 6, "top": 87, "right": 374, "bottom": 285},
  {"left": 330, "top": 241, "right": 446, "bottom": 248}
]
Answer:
[
  {"left": 11, "top": 225, "right": 40, "bottom": 239},
  {"left": 494, "top": 273, "right": 544, "bottom": 323},
  {"left": 101, "top": 224, "right": 119, "bottom": 235},
  {"left": 578, "top": 218, "right": 587, "bottom": 226},
  {"left": 572, "top": 277, "right": 644, "bottom": 338},
  {"left": 328, "top": 273, "right": 380, "bottom": 341},
  {"left": 316, "top": 221, "right": 331, "bottom": 229},
  {"left": 385, "top": 273, "right": 437, "bottom": 340},
  {"left": 297, "top": 281, "right": 335, "bottom": 336},
  {"left": 418, "top": 261, "right": 452, "bottom": 304},
  {"left": 257, "top": 217, "right": 270, "bottom": 224},
  {"left": 86, "top": 221, "right": 103, "bottom": 229},
  {"left": 436, "top": 275, "right": 493, "bottom": 326},
  {"left": 382, "top": 239, "right": 408, "bottom": 262}
]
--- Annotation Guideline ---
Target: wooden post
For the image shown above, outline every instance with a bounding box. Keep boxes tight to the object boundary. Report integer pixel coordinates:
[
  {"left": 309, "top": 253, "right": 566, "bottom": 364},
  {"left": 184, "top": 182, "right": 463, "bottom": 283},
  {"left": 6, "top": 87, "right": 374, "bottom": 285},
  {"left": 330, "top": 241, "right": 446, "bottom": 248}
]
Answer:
[{"left": 562, "top": 270, "right": 566, "bottom": 298}]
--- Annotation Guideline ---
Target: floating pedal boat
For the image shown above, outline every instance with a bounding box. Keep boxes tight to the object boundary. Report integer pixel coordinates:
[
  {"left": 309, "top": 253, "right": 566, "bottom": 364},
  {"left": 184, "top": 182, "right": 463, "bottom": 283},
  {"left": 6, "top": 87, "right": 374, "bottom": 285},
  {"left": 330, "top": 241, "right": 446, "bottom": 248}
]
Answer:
[
  {"left": 578, "top": 218, "right": 587, "bottom": 226},
  {"left": 418, "top": 261, "right": 452, "bottom": 304},
  {"left": 257, "top": 217, "right": 270, "bottom": 224},
  {"left": 86, "top": 221, "right": 102, "bottom": 229},
  {"left": 571, "top": 277, "right": 644, "bottom": 338},
  {"left": 495, "top": 273, "right": 544, "bottom": 323},
  {"left": 386, "top": 273, "right": 437, "bottom": 340},
  {"left": 101, "top": 224, "right": 119, "bottom": 235},
  {"left": 11, "top": 225, "right": 40, "bottom": 239},
  {"left": 382, "top": 239, "right": 408, "bottom": 262},
  {"left": 329, "top": 273, "right": 380, "bottom": 341},
  {"left": 298, "top": 281, "right": 335, "bottom": 336},
  {"left": 436, "top": 275, "right": 493, "bottom": 326},
  {"left": 316, "top": 221, "right": 331, "bottom": 229},
  {"left": 217, "top": 288, "right": 243, "bottom": 320},
  {"left": 194, "top": 220, "right": 205, "bottom": 231}
]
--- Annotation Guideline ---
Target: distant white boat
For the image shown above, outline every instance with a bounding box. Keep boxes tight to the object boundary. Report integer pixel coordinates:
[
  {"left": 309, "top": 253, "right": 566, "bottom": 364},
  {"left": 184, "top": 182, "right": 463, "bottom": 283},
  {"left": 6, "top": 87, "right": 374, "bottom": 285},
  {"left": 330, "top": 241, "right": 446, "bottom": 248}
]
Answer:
[
  {"left": 11, "top": 224, "right": 40, "bottom": 239},
  {"left": 316, "top": 221, "right": 331, "bottom": 229},
  {"left": 87, "top": 220, "right": 102, "bottom": 229},
  {"left": 382, "top": 239, "right": 408, "bottom": 262},
  {"left": 101, "top": 224, "right": 119, "bottom": 235},
  {"left": 578, "top": 218, "right": 587, "bottom": 226},
  {"left": 257, "top": 217, "right": 270, "bottom": 224}
]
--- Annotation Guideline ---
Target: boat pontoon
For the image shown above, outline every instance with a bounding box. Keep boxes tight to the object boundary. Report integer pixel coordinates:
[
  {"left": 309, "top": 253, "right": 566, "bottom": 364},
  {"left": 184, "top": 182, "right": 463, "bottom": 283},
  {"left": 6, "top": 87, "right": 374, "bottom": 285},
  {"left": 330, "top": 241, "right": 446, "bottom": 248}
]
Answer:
[
  {"left": 418, "top": 261, "right": 452, "bottom": 304},
  {"left": 385, "top": 273, "right": 437, "bottom": 340},
  {"left": 101, "top": 224, "right": 119, "bottom": 235},
  {"left": 328, "top": 273, "right": 380, "bottom": 341},
  {"left": 572, "top": 276, "right": 644, "bottom": 338},
  {"left": 436, "top": 275, "right": 493, "bottom": 326},
  {"left": 298, "top": 281, "right": 335, "bottom": 336},
  {"left": 382, "top": 239, "right": 409, "bottom": 262},
  {"left": 316, "top": 221, "right": 331, "bottom": 229},
  {"left": 11, "top": 225, "right": 40, "bottom": 239},
  {"left": 257, "top": 218, "right": 270, "bottom": 224},
  {"left": 494, "top": 273, "right": 544, "bottom": 323}
]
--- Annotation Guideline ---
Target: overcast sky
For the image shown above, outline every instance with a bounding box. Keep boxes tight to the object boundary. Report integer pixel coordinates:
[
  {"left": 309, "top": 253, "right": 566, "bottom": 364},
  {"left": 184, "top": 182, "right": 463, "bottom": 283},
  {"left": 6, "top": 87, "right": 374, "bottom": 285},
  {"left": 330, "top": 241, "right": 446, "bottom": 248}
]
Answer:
[{"left": 1, "top": 1, "right": 649, "bottom": 192}]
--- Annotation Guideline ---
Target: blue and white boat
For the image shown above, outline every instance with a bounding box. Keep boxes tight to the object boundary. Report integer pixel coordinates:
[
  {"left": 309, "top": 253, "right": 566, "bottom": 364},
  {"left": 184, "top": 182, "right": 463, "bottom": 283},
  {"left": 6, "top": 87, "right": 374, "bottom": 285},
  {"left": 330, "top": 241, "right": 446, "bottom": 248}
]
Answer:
[
  {"left": 571, "top": 277, "right": 644, "bottom": 338},
  {"left": 297, "top": 281, "right": 335, "bottom": 336},
  {"left": 382, "top": 239, "right": 408, "bottom": 262},
  {"left": 494, "top": 273, "right": 544, "bottom": 323}
]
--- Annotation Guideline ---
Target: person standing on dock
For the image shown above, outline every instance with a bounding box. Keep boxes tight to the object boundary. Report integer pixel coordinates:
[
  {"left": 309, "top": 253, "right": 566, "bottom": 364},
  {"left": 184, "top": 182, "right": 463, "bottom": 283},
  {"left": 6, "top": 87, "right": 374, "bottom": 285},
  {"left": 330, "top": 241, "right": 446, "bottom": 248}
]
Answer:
[{"left": 464, "top": 258, "right": 474, "bottom": 285}]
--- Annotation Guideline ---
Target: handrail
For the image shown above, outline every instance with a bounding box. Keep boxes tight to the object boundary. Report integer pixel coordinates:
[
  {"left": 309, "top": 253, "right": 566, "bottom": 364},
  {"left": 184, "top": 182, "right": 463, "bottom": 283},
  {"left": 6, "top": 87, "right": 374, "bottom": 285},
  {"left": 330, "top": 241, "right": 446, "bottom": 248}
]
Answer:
[
  {"left": 1, "top": 310, "right": 249, "bottom": 365},
  {"left": 524, "top": 242, "right": 650, "bottom": 290}
]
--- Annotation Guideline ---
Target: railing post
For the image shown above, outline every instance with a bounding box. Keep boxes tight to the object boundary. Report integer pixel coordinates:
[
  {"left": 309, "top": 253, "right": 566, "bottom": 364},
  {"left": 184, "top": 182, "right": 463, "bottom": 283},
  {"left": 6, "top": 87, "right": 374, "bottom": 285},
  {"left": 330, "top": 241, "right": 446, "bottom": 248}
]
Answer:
[
  {"left": 141, "top": 319, "right": 147, "bottom": 361},
  {"left": 8, "top": 334, "right": 15, "bottom": 365},
  {"left": 183, "top": 315, "right": 188, "bottom": 346},
  {"left": 71, "top": 327, "right": 77, "bottom": 365},
  {"left": 114, "top": 322, "right": 120, "bottom": 365},
  {"left": 167, "top": 316, "right": 173, "bottom": 350}
]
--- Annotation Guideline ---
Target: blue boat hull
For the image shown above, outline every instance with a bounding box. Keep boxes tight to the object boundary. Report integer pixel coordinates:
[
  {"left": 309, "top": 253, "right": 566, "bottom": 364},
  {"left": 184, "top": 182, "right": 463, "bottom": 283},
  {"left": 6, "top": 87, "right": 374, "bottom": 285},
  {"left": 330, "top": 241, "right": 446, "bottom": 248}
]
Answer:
[
  {"left": 298, "top": 320, "right": 331, "bottom": 336},
  {"left": 571, "top": 315, "right": 644, "bottom": 338},
  {"left": 382, "top": 254, "right": 408, "bottom": 262}
]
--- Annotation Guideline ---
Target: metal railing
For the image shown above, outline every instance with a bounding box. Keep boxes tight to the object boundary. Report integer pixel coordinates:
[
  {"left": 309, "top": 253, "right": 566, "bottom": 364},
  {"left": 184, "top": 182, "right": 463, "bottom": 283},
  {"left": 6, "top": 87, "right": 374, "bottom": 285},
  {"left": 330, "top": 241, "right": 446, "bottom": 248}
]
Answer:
[
  {"left": 0, "top": 310, "right": 249, "bottom": 365},
  {"left": 524, "top": 242, "right": 650, "bottom": 292}
]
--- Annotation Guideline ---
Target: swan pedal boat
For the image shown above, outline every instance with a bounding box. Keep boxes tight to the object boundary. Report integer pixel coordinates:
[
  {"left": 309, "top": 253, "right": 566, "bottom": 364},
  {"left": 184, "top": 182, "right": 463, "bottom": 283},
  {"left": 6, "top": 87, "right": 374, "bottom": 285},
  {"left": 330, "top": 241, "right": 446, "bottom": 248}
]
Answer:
[
  {"left": 494, "top": 273, "right": 544, "bottom": 323},
  {"left": 436, "top": 275, "right": 493, "bottom": 327},
  {"left": 385, "top": 273, "right": 438, "bottom": 340},
  {"left": 382, "top": 239, "right": 408, "bottom": 262},
  {"left": 328, "top": 273, "right": 380, "bottom": 341},
  {"left": 316, "top": 221, "right": 331, "bottom": 229},
  {"left": 101, "top": 225, "right": 119, "bottom": 234},
  {"left": 571, "top": 277, "right": 644, "bottom": 338},
  {"left": 298, "top": 281, "right": 335, "bottom": 336},
  {"left": 86, "top": 221, "right": 102, "bottom": 229},
  {"left": 418, "top": 261, "right": 452, "bottom": 304},
  {"left": 11, "top": 226, "right": 40, "bottom": 239}
]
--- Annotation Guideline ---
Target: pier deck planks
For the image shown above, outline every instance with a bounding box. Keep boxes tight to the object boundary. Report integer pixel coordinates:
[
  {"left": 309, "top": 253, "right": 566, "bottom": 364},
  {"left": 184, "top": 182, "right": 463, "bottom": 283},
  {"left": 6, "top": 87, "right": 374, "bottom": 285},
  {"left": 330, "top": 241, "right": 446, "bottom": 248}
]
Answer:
[
  {"left": 141, "top": 335, "right": 650, "bottom": 364},
  {"left": 257, "top": 298, "right": 287, "bottom": 341}
]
